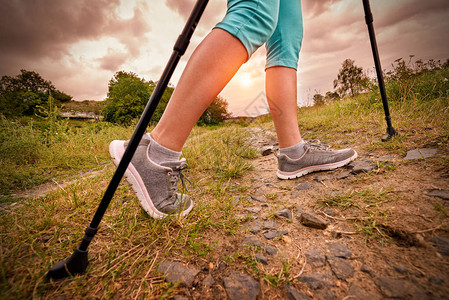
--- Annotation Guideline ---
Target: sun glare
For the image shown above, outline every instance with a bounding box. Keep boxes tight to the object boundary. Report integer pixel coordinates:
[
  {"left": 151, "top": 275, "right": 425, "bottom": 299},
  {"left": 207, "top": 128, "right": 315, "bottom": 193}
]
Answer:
[{"left": 239, "top": 73, "right": 252, "bottom": 88}]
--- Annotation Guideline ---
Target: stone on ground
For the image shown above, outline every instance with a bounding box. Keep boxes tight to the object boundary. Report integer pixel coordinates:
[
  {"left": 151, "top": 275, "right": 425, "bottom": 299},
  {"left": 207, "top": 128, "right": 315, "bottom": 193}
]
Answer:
[
  {"left": 375, "top": 277, "right": 414, "bottom": 298},
  {"left": 348, "top": 160, "right": 376, "bottom": 174},
  {"left": 299, "top": 212, "right": 329, "bottom": 229},
  {"left": 298, "top": 273, "right": 334, "bottom": 290},
  {"left": 295, "top": 182, "right": 314, "bottom": 191},
  {"left": 327, "top": 256, "right": 354, "bottom": 279},
  {"left": 305, "top": 248, "right": 326, "bottom": 267},
  {"left": 242, "top": 235, "right": 264, "bottom": 247},
  {"left": 275, "top": 208, "right": 292, "bottom": 220},
  {"left": 265, "top": 244, "right": 278, "bottom": 255},
  {"left": 264, "top": 230, "right": 288, "bottom": 240},
  {"left": 223, "top": 272, "right": 260, "bottom": 300},
  {"left": 255, "top": 254, "right": 268, "bottom": 265},
  {"left": 431, "top": 236, "right": 449, "bottom": 256},
  {"left": 327, "top": 242, "right": 352, "bottom": 258},
  {"left": 427, "top": 190, "right": 449, "bottom": 200},
  {"left": 404, "top": 148, "right": 438, "bottom": 160},
  {"left": 285, "top": 285, "right": 312, "bottom": 300},
  {"left": 157, "top": 261, "right": 200, "bottom": 287}
]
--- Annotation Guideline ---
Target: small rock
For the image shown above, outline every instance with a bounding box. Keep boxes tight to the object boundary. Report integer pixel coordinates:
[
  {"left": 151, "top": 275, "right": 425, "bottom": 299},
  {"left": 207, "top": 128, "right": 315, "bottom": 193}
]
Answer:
[
  {"left": 427, "top": 190, "right": 449, "bottom": 200},
  {"left": 327, "top": 256, "right": 354, "bottom": 279},
  {"left": 242, "top": 235, "right": 264, "bottom": 247},
  {"left": 158, "top": 261, "right": 200, "bottom": 287},
  {"left": 264, "top": 230, "right": 288, "bottom": 240},
  {"left": 404, "top": 148, "right": 438, "bottom": 160},
  {"left": 295, "top": 182, "right": 314, "bottom": 191},
  {"left": 285, "top": 285, "right": 312, "bottom": 300},
  {"left": 245, "top": 207, "right": 261, "bottom": 214},
  {"left": 314, "top": 175, "right": 333, "bottom": 182},
  {"left": 219, "top": 262, "right": 227, "bottom": 270},
  {"left": 349, "top": 160, "right": 376, "bottom": 174},
  {"left": 337, "top": 172, "right": 351, "bottom": 180},
  {"left": 375, "top": 277, "right": 413, "bottom": 298},
  {"left": 250, "top": 195, "right": 266, "bottom": 202},
  {"left": 263, "top": 219, "right": 277, "bottom": 230},
  {"left": 265, "top": 244, "right": 278, "bottom": 255},
  {"left": 299, "top": 212, "right": 329, "bottom": 230},
  {"left": 361, "top": 264, "right": 371, "bottom": 274},
  {"left": 347, "top": 283, "right": 379, "bottom": 300},
  {"left": 248, "top": 222, "right": 261, "bottom": 234},
  {"left": 261, "top": 145, "right": 274, "bottom": 156},
  {"left": 223, "top": 272, "right": 260, "bottom": 300},
  {"left": 393, "top": 265, "right": 408, "bottom": 274},
  {"left": 275, "top": 209, "right": 292, "bottom": 220},
  {"left": 327, "top": 242, "right": 352, "bottom": 258},
  {"left": 305, "top": 248, "right": 326, "bottom": 267},
  {"left": 431, "top": 236, "right": 449, "bottom": 256},
  {"left": 298, "top": 273, "right": 333, "bottom": 290},
  {"left": 255, "top": 254, "right": 269, "bottom": 265}
]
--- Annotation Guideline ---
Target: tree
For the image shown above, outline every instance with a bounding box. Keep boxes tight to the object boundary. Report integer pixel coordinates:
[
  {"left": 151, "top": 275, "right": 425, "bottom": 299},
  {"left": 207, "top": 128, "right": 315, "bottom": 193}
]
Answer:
[
  {"left": 313, "top": 93, "right": 325, "bottom": 106},
  {"left": 103, "top": 71, "right": 231, "bottom": 125},
  {"left": 333, "top": 59, "right": 369, "bottom": 97},
  {"left": 102, "top": 71, "right": 154, "bottom": 124},
  {"left": 0, "top": 69, "right": 72, "bottom": 117},
  {"left": 198, "top": 96, "right": 231, "bottom": 125}
]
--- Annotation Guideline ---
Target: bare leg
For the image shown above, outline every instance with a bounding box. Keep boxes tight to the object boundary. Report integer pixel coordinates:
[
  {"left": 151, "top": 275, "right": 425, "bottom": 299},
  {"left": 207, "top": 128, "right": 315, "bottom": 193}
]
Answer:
[
  {"left": 265, "top": 66, "right": 302, "bottom": 148},
  {"left": 151, "top": 29, "right": 247, "bottom": 151}
]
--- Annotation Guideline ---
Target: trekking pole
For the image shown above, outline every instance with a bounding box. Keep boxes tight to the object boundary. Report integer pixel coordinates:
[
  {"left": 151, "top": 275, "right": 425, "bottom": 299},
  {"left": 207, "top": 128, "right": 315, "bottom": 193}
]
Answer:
[
  {"left": 362, "top": 0, "right": 397, "bottom": 141},
  {"left": 46, "top": 0, "right": 209, "bottom": 279}
]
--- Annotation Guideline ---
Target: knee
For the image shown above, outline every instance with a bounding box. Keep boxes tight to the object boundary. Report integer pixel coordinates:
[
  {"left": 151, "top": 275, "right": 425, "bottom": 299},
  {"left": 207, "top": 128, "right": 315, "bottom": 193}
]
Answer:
[{"left": 214, "top": 0, "right": 279, "bottom": 59}]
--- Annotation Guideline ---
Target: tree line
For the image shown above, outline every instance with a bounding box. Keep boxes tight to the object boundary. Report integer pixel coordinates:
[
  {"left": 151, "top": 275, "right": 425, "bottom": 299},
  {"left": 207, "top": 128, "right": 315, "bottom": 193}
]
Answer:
[{"left": 313, "top": 56, "right": 449, "bottom": 106}]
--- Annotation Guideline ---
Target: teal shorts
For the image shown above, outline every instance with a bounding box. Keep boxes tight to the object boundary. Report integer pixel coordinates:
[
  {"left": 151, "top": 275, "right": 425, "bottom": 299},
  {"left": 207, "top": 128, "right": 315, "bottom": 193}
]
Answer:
[{"left": 214, "top": 0, "right": 303, "bottom": 70}]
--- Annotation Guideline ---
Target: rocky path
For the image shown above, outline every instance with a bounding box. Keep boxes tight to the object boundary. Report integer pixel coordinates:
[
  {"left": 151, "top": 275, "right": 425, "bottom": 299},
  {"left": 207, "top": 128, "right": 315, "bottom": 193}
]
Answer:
[{"left": 156, "top": 128, "right": 449, "bottom": 299}]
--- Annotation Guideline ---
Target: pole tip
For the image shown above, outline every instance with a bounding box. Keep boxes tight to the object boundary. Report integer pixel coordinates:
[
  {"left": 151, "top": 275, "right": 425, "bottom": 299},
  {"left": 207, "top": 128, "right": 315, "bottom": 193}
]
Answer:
[{"left": 46, "top": 248, "right": 89, "bottom": 280}]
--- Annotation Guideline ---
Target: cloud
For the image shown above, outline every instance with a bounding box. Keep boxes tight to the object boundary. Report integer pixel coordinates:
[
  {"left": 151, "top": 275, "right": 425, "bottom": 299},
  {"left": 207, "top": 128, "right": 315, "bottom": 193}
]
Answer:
[
  {"left": 164, "top": 0, "right": 226, "bottom": 31},
  {"left": 0, "top": 0, "right": 151, "bottom": 74},
  {"left": 97, "top": 49, "right": 128, "bottom": 71},
  {"left": 302, "top": 0, "right": 339, "bottom": 18}
]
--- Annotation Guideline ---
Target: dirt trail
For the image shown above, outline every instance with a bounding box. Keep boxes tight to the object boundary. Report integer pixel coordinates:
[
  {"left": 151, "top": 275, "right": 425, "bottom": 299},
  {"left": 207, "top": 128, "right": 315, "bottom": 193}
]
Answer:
[
  {"left": 185, "top": 127, "right": 449, "bottom": 299},
  {"left": 2, "top": 165, "right": 112, "bottom": 201}
]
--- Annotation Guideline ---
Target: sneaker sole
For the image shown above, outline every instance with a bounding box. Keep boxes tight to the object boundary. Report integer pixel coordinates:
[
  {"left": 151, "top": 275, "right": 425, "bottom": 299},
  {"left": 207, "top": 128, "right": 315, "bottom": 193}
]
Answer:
[
  {"left": 109, "top": 140, "right": 193, "bottom": 219},
  {"left": 276, "top": 150, "right": 358, "bottom": 180}
]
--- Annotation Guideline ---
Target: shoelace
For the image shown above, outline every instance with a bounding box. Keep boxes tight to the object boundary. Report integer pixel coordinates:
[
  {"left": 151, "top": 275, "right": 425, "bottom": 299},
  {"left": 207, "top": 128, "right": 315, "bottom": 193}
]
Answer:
[
  {"left": 304, "top": 139, "right": 332, "bottom": 152},
  {"left": 168, "top": 163, "right": 192, "bottom": 196}
]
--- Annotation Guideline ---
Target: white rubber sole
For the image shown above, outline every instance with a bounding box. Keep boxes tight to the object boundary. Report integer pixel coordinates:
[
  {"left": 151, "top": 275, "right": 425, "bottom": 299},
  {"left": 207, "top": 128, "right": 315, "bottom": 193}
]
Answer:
[
  {"left": 108, "top": 140, "right": 193, "bottom": 219},
  {"left": 276, "top": 150, "right": 358, "bottom": 180}
]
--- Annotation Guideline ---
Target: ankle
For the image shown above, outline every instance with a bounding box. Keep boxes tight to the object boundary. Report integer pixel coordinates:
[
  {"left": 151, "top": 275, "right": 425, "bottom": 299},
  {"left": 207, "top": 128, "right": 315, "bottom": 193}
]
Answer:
[
  {"left": 279, "top": 140, "right": 306, "bottom": 159},
  {"left": 148, "top": 135, "right": 181, "bottom": 164}
]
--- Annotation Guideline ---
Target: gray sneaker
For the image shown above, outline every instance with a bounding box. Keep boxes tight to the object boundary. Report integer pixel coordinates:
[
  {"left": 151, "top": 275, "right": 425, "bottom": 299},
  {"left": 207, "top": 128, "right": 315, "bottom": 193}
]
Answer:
[
  {"left": 277, "top": 140, "right": 357, "bottom": 180},
  {"left": 109, "top": 134, "right": 193, "bottom": 219}
]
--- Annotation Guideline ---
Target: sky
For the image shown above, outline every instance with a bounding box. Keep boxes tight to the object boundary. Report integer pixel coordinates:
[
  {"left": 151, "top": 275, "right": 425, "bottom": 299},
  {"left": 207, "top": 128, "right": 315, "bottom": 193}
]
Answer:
[{"left": 1, "top": 0, "right": 448, "bottom": 116}]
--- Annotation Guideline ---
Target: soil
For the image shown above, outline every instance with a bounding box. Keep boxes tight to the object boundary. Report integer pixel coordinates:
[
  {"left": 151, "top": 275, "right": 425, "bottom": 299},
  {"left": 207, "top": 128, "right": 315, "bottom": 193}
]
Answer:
[{"left": 179, "top": 128, "right": 449, "bottom": 299}]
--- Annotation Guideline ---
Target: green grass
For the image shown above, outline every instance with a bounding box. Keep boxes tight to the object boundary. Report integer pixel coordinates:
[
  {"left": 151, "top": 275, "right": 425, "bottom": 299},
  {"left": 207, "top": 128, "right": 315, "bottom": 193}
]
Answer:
[{"left": 0, "top": 117, "right": 134, "bottom": 195}]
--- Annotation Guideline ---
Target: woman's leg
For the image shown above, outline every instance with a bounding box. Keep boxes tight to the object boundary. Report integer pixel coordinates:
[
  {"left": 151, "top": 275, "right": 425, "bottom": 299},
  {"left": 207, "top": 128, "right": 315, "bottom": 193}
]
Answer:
[
  {"left": 151, "top": 29, "right": 247, "bottom": 151},
  {"left": 265, "top": 0, "right": 303, "bottom": 148},
  {"left": 266, "top": 66, "right": 301, "bottom": 148}
]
